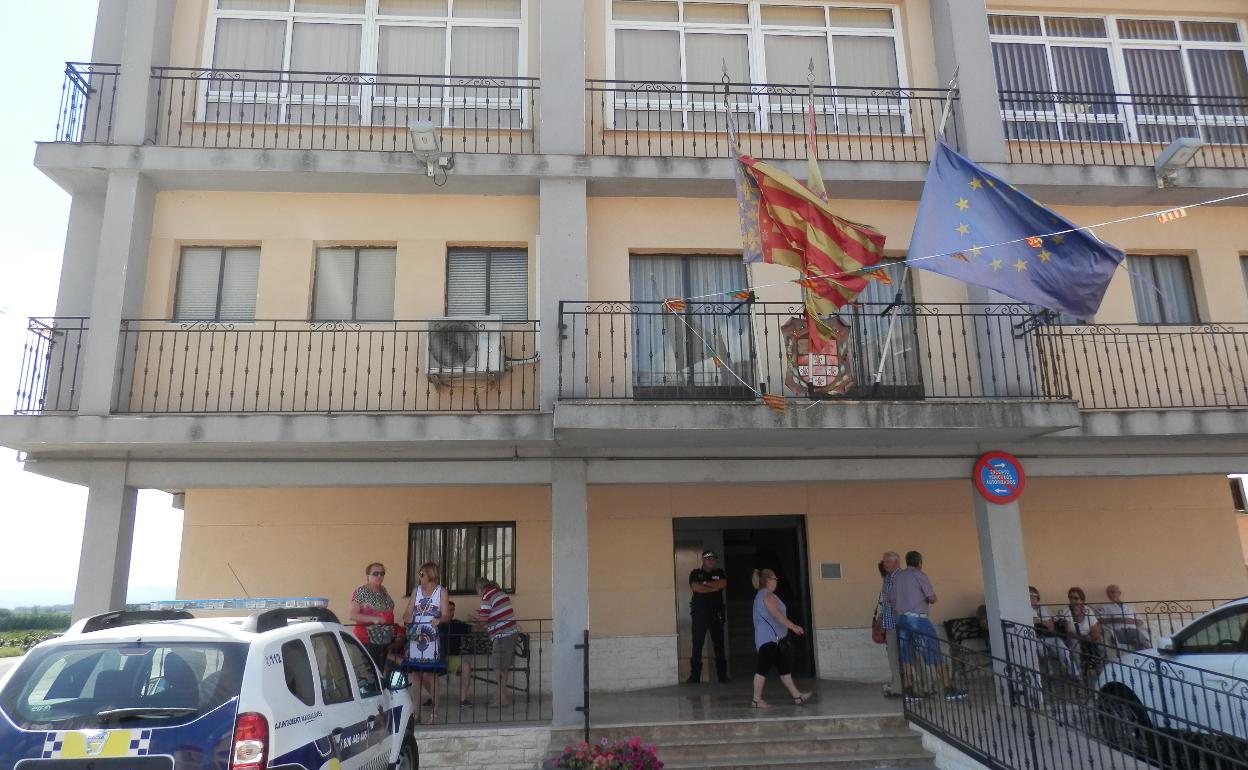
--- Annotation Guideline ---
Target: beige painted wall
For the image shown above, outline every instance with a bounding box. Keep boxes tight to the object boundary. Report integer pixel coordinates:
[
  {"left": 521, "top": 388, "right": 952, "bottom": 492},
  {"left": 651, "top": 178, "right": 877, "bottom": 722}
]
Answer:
[{"left": 180, "top": 476, "right": 1248, "bottom": 644}]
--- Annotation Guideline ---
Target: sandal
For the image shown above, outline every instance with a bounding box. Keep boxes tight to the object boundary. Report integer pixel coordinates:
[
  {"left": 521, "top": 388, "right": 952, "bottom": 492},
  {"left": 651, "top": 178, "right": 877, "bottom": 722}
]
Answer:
[
  {"left": 751, "top": 699, "right": 772, "bottom": 709},
  {"left": 793, "top": 692, "right": 814, "bottom": 705}
]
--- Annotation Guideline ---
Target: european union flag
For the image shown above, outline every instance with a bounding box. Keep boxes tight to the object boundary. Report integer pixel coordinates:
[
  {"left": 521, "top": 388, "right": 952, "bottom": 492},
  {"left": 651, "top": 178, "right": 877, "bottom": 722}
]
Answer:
[{"left": 906, "top": 139, "right": 1124, "bottom": 319}]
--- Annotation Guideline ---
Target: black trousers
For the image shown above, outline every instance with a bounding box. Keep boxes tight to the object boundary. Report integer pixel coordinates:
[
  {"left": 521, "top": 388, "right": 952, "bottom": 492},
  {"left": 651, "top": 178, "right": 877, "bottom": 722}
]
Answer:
[{"left": 690, "top": 606, "right": 727, "bottom": 679}]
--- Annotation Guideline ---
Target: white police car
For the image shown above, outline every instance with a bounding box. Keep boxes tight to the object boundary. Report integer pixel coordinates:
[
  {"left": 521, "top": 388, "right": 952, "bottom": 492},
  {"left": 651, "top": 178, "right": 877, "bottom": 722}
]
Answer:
[{"left": 0, "top": 600, "right": 417, "bottom": 770}]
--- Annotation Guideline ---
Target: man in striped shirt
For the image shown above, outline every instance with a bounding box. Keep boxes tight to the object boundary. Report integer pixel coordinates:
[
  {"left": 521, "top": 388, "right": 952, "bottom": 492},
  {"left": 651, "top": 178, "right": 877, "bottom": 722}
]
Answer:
[{"left": 475, "top": 578, "right": 519, "bottom": 707}]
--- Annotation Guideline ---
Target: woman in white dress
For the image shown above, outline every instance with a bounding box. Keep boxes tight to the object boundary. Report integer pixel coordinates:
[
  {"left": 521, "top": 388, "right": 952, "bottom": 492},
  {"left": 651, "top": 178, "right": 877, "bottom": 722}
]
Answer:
[{"left": 402, "top": 561, "right": 450, "bottom": 724}]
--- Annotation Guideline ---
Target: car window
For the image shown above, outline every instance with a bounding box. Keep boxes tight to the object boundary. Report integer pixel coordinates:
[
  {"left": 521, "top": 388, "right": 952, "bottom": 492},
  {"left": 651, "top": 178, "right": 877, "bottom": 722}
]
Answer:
[
  {"left": 1178, "top": 608, "right": 1248, "bottom": 654},
  {"left": 339, "top": 633, "right": 382, "bottom": 699},
  {"left": 282, "top": 640, "right": 316, "bottom": 706},
  {"left": 0, "top": 642, "right": 246, "bottom": 731},
  {"left": 310, "top": 633, "right": 353, "bottom": 705}
]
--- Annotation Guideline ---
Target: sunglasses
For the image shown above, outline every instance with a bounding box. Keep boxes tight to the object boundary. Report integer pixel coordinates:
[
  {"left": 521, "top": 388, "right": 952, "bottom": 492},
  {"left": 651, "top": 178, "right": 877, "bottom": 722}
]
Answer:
[{"left": 370, "top": 571, "right": 385, "bottom": 577}]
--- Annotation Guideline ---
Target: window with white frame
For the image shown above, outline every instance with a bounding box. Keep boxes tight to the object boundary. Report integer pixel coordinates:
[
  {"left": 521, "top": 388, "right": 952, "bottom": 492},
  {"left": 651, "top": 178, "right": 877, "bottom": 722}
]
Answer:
[
  {"left": 445, "top": 248, "right": 528, "bottom": 321},
  {"left": 206, "top": 0, "right": 526, "bottom": 126},
  {"left": 988, "top": 13, "right": 1248, "bottom": 145},
  {"left": 174, "top": 246, "right": 261, "bottom": 321},
  {"left": 608, "top": 1, "right": 905, "bottom": 133},
  {"left": 1127, "top": 254, "right": 1200, "bottom": 325},
  {"left": 313, "top": 246, "right": 396, "bottom": 321}
]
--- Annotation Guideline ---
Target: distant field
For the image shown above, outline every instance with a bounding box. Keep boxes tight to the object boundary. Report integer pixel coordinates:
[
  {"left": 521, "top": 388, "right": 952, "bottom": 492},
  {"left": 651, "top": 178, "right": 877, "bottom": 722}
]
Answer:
[{"left": 0, "top": 629, "right": 62, "bottom": 655}]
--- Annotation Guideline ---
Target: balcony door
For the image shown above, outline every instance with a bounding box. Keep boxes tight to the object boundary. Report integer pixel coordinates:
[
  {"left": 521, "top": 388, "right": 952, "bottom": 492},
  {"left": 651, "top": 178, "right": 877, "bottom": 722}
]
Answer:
[
  {"left": 838, "top": 260, "right": 923, "bottom": 398},
  {"left": 629, "top": 255, "right": 755, "bottom": 400}
]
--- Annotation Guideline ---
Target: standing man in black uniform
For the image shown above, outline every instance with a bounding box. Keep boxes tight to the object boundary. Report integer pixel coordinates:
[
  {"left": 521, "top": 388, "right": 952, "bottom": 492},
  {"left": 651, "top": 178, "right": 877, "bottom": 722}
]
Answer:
[{"left": 687, "top": 549, "right": 729, "bottom": 683}]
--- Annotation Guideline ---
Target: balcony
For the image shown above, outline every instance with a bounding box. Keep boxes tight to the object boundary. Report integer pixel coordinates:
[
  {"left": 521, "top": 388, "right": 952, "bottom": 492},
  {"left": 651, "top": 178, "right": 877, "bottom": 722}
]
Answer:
[
  {"left": 1000, "top": 90, "right": 1248, "bottom": 169},
  {"left": 587, "top": 80, "right": 956, "bottom": 161}
]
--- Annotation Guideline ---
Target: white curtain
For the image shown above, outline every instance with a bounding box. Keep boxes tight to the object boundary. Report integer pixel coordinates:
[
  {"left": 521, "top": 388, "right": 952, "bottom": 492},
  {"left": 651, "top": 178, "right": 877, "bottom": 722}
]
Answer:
[
  {"left": 379, "top": 0, "right": 448, "bottom": 14},
  {"left": 378, "top": 25, "right": 446, "bottom": 75},
  {"left": 1189, "top": 49, "right": 1248, "bottom": 117},
  {"left": 988, "top": 14, "right": 1042, "bottom": 36},
  {"left": 290, "top": 22, "right": 362, "bottom": 73},
  {"left": 450, "top": 25, "right": 518, "bottom": 75},
  {"left": 218, "top": 0, "right": 289, "bottom": 11},
  {"left": 1181, "top": 21, "right": 1241, "bottom": 43},
  {"left": 1051, "top": 47, "right": 1115, "bottom": 94},
  {"left": 685, "top": 33, "right": 749, "bottom": 83},
  {"left": 453, "top": 0, "right": 522, "bottom": 19},
  {"left": 213, "top": 18, "right": 286, "bottom": 71},
  {"left": 1117, "top": 19, "right": 1178, "bottom": 41},
  {"left": 1043, "top": 17, "right": 1106, "bottom": 38},
  {"left": 612, "top": 0, "right": 678, "bottom": 22},
  {"left": 615, "top": 29, "right": 680, "bottom": 81},
  {"left": 1129, "top": 255, "right": 1198, "bottom": 325},
  {"left": 832, "top": 36, "right": 898, "bottom": 87},
  {"left": 294, "top": 0, "right": 365, "bottom": 12},
  {"left": 764, "top": 35, "right": 830, "bottom": 86},
  {"left": 827, "top": 8, "right": 894, "bottom": 29}
]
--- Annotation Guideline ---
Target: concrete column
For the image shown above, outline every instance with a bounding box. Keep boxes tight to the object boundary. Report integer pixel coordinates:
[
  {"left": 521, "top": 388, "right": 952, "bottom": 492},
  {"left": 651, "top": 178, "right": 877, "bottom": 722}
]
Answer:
[
  {"left": 110, "top": 0, "right": 176, "bottom": 145},
  {"left": 72, "top": 462, "right": 137, "bottom": 621},
  {"left": 929, "top": 0, "right": 1007, "bottom": 163},
  {"left": 972, "top": 490, "right": 1033, "bottom": 664},
  {"left": 551, "top": 459, "right": 589, "bottom": 727},
  {"left": 538, "top": 178, "right": 589, "bottom": 411},
  {"left": 77, "top": 171, "right": 157, "bottom": 415},
  {"left": 538, "top": 0, "right": 586, "bottom": 154}
]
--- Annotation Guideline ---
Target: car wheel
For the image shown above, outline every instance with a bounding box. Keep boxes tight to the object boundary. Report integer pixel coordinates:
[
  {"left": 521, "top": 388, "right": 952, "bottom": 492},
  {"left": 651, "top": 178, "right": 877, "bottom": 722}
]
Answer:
[
  {"left": 395, "top": 736, "right": 418, "bottom": 770},
  {"left": 1097, "top": 686, "right": 1154, "bottom": 760}
]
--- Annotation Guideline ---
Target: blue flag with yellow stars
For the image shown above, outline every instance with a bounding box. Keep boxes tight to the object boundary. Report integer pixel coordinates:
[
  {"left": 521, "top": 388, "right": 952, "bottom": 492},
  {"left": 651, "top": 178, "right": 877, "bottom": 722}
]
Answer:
[{"left": 906, "top": 139, "right": 1124, "bottom": 318}]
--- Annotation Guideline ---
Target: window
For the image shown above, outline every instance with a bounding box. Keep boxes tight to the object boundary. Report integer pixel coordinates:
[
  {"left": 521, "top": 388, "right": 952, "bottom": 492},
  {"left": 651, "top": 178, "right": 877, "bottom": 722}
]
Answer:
[
  {"left": 1177, "top": 607, "right": 1248, "bottom": 653},
  {"left": 988, "top": 14, "right": 1248, "bottom": 145},
  {"left": 408, "top": 522, "right": 515, "bottom": 595},
  {"left": 281, "top": 639, "right": 316, "bottom": 706},
  {"left": 839, "top": 260, "right": 923, "bottom": 397},
  {"left": 339, "top": 633, "right": 382, "bottom": 698},
  {"left": 174, "top": 247, "right": 260, "bottom": 321},
  {"left": 1128, "top": 255, "right": 1199, "bottom": 324},
  {"left": 310, "top": 632, "right": 354, "bottom": 705},
  {"left": 445, "top": 248, "right": 529, "bottom": 321},
  {"left": 313, "top": 247, "right": 396, "bottom": 321}
]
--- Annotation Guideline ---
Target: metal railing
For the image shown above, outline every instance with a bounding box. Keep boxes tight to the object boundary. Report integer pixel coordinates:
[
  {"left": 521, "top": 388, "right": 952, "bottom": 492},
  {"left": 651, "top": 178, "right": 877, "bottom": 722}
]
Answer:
[
  {"left": 151, "top": 67, "right": 538, "bottom": 153},
  {"left": 113, "top": 319, "right": 540, "bottom": 414},
  {"left": 14, "top": 318, "right": 87, "bottom": 414},
  {"left": 558, "top": 301, "right": 1067, "bottom": 403},
  {"left": 54, "top": 63, "right": 118, "bottom": 143},
  {"left": 349, "top": 618, "right": 551, "bottom": 725},
  {"left": 587, "top": 80, "right": 957, "bottom": 161},
  {"left": 1037, "top": 600, "right": 1239, "bottom": 649},
  {"left": 904, "top": 623, "right": 1248, "bottom": 770},
  {"left": 1000, "top": 90, "right": 1248, "bottom": 168},
  {"left": 1035, "top": 323, "right": 1248, "bottom": 410}
]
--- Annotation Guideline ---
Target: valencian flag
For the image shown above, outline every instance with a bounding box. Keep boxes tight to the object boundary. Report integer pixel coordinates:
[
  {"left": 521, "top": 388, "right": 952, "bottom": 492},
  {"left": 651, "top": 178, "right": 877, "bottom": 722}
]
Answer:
[
  {"left": 906, "top": 139, "right": 1124, "bottom": 318},
  {"left": 735, "top": 153, "right": 887, "bottom": 352}
]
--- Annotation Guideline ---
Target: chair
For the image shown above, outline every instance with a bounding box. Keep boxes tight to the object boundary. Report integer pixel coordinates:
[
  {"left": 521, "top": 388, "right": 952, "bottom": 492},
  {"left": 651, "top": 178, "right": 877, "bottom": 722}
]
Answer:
[
  {"left": 466, "top": 630, "right": 532, "bottom": 701},
  {"left": 943, "top": 617, "right": 989, "bottom": 679}
]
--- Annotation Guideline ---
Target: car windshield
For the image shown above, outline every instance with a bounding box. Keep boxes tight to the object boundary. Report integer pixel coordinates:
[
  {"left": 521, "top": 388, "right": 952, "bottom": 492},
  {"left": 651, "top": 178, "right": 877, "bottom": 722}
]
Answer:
[{"left": 0, "top": 641, "right": 247, "bottom": 730}]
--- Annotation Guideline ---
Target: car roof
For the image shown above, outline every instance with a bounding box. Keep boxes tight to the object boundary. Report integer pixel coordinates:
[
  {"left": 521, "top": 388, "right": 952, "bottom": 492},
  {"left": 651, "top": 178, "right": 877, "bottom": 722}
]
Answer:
[{"left": 49, "top": 617, "right": 344, "bottom": 646}]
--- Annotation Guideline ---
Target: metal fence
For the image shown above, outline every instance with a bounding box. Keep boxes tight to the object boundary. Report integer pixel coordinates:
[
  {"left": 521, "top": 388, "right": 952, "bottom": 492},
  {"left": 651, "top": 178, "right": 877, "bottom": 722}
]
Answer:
[
  {"left": 1037, "top": 600, "right": 1239, "bottom": 650},
  {"left": 54, "top": 62, "right": 118, "bottom": 143},
  {"left": 14, "top": 318, "right": 87, "bottom": 414},
  {"left": 1000, "top": 90, "right": 1248, "bottom": 168},
  {"left": 558, "top": 301, "right": 1066, "bottom": 403},
  {"left": 1035, "top": 323, "right": 1248, "bottom": 410},
  {"left": 903, "top": 623, "right": 1248, "bottom": 770},
  {"left": 587, "top": 80, "right": 957, "bottom": 161},
  {"left": 113, "top": 319, "right": 540, "bottom": 414},
  {"left": 151, "top": 67, "right": 538, "bottom": 153}
]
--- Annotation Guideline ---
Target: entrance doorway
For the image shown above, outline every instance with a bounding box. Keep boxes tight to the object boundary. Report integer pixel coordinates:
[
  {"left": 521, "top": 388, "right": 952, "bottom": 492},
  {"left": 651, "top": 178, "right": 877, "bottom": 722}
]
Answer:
[{"left": 672, "top": 516, "right": 815, "bottom": 682}]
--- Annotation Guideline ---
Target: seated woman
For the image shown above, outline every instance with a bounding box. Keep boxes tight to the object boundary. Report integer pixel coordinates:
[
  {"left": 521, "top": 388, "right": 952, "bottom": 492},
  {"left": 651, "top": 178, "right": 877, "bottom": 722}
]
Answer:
[
  {"left": 1031, "top": 587, "right": 1075, "bottom": 678},
  {"left": 1055, "top": 586, "right": 1103, "bottom": 678}
]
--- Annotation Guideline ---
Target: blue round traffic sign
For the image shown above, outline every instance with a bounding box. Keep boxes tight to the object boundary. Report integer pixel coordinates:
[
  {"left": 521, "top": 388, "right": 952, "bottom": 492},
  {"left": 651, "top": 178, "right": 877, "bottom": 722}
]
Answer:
[{"left": 973, "top": 451, "right": 1025, "bottom": 504}]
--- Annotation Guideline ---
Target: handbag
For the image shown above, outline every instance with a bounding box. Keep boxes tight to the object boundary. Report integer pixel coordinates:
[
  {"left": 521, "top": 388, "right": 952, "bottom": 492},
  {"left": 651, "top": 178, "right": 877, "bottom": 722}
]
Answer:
[{"left": 871, "top": 606, "right": 887, "bottom": 645}]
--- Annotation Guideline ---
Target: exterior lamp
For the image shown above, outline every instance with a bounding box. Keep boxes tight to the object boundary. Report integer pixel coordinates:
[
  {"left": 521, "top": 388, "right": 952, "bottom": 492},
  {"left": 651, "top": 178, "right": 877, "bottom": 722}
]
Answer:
[
  {"left": 1154, "top": 137, "right": 1203, "bottom": 188},
  {"left": 407, "top": 120, "right": 454, "bottom": 182}
]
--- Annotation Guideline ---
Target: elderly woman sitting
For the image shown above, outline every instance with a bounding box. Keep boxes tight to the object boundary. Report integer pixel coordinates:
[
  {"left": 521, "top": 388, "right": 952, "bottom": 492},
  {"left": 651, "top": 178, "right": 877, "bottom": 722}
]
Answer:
[{"left": 1055, "top": 586, "right": 1104, "bottom": 677}]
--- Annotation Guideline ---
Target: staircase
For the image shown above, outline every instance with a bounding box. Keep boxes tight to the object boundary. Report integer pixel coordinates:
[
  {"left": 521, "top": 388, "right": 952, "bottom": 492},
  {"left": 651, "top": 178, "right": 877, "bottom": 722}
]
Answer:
[{"left": 548, "top": 713, "right": 937, "bottom": 770}]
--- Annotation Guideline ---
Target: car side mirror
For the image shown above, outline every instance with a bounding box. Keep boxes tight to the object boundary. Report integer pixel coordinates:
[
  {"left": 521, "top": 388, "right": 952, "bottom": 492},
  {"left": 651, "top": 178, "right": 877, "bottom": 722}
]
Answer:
[
  {"left": 1157, "top": 636, "right": 1176, "bottom": 655},
  {"left": 386, "top": 669, "right": 409, "bottom": 691}
]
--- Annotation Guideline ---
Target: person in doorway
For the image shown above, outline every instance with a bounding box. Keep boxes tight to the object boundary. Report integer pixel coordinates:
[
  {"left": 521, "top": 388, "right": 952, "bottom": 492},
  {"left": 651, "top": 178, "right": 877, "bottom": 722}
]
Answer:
[
  {"left": 888, "top": 550, "right": 968, "bottom": 701},
  {"left": 876, "top": 552, "right": 904, "bottom": 697},
  {"left": 348, "top": 562, "right": 397, "bottom": 668},
  {"left": 750, "top": 568, "right": 813, "bottom": 709},
  {"left": 687, "top": 549, "right": 730, "bottom": 684},
  {"left": 439, "top": 601, "right": 476, "bottom": 709},
  {"left": 475, "top": 578, "right": 520, "bottom": 708},
  {"left": 1099, "top": 585, "right": 1150, "bottom": 650},
  {"left": 402, "top": 561, "right": 449, "bottom": 724}
]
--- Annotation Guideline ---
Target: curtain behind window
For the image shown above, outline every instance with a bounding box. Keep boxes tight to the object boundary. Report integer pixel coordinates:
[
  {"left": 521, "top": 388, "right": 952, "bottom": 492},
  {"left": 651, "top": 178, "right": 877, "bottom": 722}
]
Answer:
[
  {"left": 685, "top": 33, "right": 750, "bottom": 83},
  {"left": 764, "top": 35, "right": 830, "bottom": 86},
  {"left": 1128, "top": 255, "right": 1199, "bottom": 324},
  {"left": 831, "top": 36, "right": 899, "bottom": 88},
  {"left": 615, "top": 29, "right": 680, "bottom": 81},
  {"left": 450, "top": 25, "right": 519, "bottom": 76},
  {"left": 213, "top": 18, "right": 286, "bottom": 70}
]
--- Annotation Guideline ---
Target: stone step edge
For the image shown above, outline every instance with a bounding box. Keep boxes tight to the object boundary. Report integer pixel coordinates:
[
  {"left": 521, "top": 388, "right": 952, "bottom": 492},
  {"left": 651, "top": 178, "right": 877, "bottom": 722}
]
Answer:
[
  {"left": 551, "top": 712, "right": 904, "bottom": 733},
  {"left": 647, "top": 729, "right": 925, "bottom": 749},
  {"left": 656, "top": 750, "right": 937, "bottom": 769}
]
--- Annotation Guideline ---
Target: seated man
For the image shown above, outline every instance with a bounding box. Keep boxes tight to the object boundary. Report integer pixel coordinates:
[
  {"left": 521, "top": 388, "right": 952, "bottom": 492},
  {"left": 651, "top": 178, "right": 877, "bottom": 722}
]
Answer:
[
  {"left": 1031, "top": 587, "right": 1076, "bottom": 678},
  {"left": 1098, "top": 585, "right": 1151, "bottom": 650}
]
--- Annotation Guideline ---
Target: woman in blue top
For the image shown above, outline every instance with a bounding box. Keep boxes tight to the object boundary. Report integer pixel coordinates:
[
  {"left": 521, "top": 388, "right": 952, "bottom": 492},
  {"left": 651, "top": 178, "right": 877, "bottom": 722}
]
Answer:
[{"left": 751, "top": 568, "right": 814, "bottom": 709}]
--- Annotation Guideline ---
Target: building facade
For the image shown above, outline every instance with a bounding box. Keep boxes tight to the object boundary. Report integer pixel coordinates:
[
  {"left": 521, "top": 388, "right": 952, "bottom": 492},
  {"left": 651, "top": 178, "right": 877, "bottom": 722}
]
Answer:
[{"left": 4, "top": 0, "right": 1248, "bottom": 728}]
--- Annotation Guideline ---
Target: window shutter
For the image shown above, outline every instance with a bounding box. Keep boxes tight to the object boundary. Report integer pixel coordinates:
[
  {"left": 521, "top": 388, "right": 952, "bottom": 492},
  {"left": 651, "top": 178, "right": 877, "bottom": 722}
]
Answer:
[
  {"left": 219, "top": 247, "right": 260, "bottom": 320},
  {"left": 314, "top": 248, "right": 357, "bottom": 320},
  {"left": 354, "top": 248, "right": 396, "bottom": 321},
  {"left": 488, "top": 250, "right": 529, "bottom": 321},
  {"left": 446, "top": 250, "right": 489, "bottom": 316},
  {"left": 175, "top": 248, "right": 224, "bottom": 320}
]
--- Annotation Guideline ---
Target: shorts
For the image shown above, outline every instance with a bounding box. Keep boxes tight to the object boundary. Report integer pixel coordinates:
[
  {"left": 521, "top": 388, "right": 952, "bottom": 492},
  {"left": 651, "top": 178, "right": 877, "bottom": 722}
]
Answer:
[
  {"left": 755, "top": 641, "right": 792, "bottom": 677},
  {"left": 896, "top": 614, "right": 941, "bottom": 666},
  {"left": 446, "top": 655, "right": 465, "bottom": 675},
  {"left": 490, "top": 633, "right": 519, "bottom": 671}
]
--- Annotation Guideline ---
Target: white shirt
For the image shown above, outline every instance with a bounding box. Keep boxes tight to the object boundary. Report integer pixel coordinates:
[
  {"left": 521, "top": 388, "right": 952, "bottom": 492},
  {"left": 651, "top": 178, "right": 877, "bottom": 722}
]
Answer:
[
  {"left": 1056, "top": 604, "right": 1099, "bottom": 637},
  {"left": 1099, "top": 601, "right": 1139, "bottom": 624}
]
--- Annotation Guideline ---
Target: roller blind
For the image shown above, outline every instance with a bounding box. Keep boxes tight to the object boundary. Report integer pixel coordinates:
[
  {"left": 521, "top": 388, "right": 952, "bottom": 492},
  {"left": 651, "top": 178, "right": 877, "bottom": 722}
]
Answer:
[
  {"left": 314, "top": 247, "right": 396, "bottom": 321},
  {"left": 175, "top": 247, "right": 260, "bottom": 321},
  {"left": 446, "top": 248, "right": 528, "bottom": 321}
]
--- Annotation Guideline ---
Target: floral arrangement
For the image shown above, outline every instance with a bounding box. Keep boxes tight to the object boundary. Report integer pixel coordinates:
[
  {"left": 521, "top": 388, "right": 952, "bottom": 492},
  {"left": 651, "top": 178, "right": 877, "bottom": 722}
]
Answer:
[{"left": 551, "top": 737, "right": 663, "bottom": 770}]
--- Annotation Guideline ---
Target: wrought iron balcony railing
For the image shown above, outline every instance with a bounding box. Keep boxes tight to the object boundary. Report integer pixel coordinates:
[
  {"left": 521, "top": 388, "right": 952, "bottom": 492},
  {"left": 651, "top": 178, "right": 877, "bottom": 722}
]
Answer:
[
  {"left": 54, "top": 63, "right": 118, "bottom": 144},
  {"left": 1000, "top": 89, "right": 1248, "bottom": 168},
  {"left": 14, "top": 318, "right": 88, "bottom": 414},
  {"left": 558, "top": 301, "right": 1064, "bottom": 403},
  {"left": 151, "top": 67, "right": 538, "bottom": 153},
  {"left": 112, "top": 319, "right": 540, "bottom": 414},
  {"left": 586, "top": 80, "right": 958, "bottom": 161}
]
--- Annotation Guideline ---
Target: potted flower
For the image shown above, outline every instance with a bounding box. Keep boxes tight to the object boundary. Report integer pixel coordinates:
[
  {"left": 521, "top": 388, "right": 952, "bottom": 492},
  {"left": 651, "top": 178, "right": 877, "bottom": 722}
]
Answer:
[{"left": 545, "top": 737, "right": 663, "bottom": 770}]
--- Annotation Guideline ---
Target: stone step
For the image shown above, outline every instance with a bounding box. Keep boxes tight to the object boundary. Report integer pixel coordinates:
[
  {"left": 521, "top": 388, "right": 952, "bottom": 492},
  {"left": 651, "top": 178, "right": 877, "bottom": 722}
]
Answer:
[
  {"left": 550, "top": 714, "right": 910, "bottom": 744},
  {"left": 655, "top": 731, "right": 926, "bottom": 761},
  {"left": 657, "top": 751, "right": 938, "bottom": 770}
]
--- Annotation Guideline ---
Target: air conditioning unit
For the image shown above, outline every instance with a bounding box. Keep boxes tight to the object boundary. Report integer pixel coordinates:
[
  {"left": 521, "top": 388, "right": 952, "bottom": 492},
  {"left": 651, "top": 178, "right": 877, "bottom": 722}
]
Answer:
[{"left": 425, "top": 316, "right": 505, "bottom": 382}]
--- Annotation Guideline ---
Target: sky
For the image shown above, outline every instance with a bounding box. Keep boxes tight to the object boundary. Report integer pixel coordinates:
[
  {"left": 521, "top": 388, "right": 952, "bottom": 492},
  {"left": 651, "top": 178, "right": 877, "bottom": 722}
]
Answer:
[{"left": 0, "top": 3, "right": 182, "bottom": 609}]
